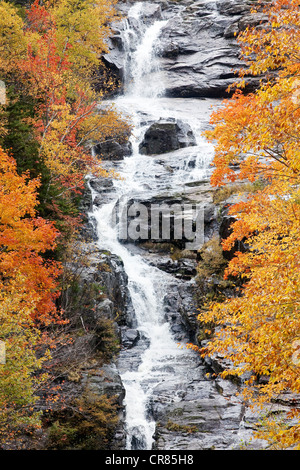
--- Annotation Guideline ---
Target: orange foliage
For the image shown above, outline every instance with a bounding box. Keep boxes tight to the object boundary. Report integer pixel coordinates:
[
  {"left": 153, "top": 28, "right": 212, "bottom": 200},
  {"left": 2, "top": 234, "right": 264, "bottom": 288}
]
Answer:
[
  {"left": 0, "top": 147, "right": 62, "bottom": 437},
  {"left": 15, "top": 2, "right": 125, "bottom": 194},
  {"left": 0, "top": 147, "right": 61, "bottom": 323},
  {"left": 197, "top": 0, "right": 300, "bottom": 449},
  {"left": 0, "top": 0, "right": 129, "bottom": 442}
]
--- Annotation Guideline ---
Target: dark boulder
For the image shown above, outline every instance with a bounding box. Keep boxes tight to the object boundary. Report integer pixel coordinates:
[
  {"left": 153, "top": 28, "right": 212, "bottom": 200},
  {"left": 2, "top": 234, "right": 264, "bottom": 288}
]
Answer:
[
  {"left": 93, "top": 137, "right": 132, "bottom": 161},
  {"left": 139, "top": 119, "right": 196, "bottom": 155}
]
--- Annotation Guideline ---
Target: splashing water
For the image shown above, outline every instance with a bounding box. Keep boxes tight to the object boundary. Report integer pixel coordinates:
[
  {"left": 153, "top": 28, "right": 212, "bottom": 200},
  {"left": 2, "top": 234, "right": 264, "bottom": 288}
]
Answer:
[{"left": 92, "top": 3, "right": 218, "bottom": 450}]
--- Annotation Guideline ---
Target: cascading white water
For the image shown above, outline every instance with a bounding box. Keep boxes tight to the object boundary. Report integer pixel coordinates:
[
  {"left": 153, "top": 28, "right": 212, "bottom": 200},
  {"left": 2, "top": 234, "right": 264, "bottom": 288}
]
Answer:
[
  {"left": 122, "top": 3, "right": 168, "bottom": 98},
  {"left": 91, "top": 199, "right": 186, "bottom": 449},
  {"left": 92, "top": 3, "right": 218, "bottom": 450}
]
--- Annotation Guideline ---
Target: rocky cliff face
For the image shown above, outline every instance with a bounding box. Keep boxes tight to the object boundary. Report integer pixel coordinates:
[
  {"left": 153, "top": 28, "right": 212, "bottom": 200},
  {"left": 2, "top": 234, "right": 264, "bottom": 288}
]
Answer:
[
  {"left": 89, "top": 0, "right": 268, "bottom": 450},
  {"left": 158, "top": 0, "right": 266, "bottom": 97},
  {"left": 104, "top": 0, "right": 265, "bottom": 98},
  {"left": 88, "top": 168, "right": 272, "bottom": 450},
  {"left": 78, "top": 0, "right": 280, "bottom": 451}
]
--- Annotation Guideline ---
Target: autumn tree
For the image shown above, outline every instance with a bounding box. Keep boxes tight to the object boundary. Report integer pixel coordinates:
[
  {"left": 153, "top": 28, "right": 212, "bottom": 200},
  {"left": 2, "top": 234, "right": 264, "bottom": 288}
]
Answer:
[
  {"left": 0, "top": 0, "right": 130, "bottom": 222},
  {"left": 16, "top": 1, "right": 129, "bottom": 218},
  {"left": 0, "top": 147, "right": 61, "bottom": 441},
  {"left": 195, "top": 0, "right": 300, "bottom": 449},
  {"left": 0, "top": 0, "right": 130, "bottom": 444},
  {"left": 0, "top": 1, "right": 27, "bottom": 73},
  {"left": 47, "top": 0, "right": 119, "bottom": 89}
]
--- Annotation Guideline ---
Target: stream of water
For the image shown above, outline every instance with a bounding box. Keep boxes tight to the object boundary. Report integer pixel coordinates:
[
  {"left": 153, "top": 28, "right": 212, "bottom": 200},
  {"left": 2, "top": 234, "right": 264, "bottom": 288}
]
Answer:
[{"left": 92, "top": 3, "right": 220, "bottom": 450}]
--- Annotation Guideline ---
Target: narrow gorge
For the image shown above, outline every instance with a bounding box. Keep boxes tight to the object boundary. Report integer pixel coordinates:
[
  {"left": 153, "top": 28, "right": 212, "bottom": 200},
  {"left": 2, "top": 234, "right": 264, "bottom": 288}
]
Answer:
[
  {"left": 2, "top": 0, "right": 300, "bottom": 454},
  {"left": 84, "top": 0, "right": 272, "bottom": 451}
]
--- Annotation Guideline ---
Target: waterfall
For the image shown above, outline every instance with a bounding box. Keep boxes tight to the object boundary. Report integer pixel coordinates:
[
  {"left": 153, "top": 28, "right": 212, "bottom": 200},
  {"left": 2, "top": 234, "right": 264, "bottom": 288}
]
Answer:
[
  {"left": 85, "top": 0, "right": 272, "bottom": 451},
  {"left": 91, "top": 3, "right": 217, "bottom": 450},
  {"left": 91, "top": 199, "right": 183, "bottom": 449},
  {"left": 121, "top": 3, "right": 167, "bottom": 98}
]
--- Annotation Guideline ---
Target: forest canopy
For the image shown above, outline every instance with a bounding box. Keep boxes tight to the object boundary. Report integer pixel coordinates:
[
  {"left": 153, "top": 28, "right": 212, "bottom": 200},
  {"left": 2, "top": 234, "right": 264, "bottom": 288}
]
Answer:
[
  {"left": 0, "top": 0, "right": 129, "bottom": 443},
  {"left": 193, "top": 0, "right": 300, "bottom": 449}
]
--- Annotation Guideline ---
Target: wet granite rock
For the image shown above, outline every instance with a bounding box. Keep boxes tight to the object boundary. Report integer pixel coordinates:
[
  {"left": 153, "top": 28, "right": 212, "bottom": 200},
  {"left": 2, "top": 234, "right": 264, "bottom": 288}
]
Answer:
[
  {"left": 83, "top": 363, "right": 126, "bottom": 405},
  {"left": 120, "top": 327, "right": 140, "bottom": 349},
  {"left": 151, "top": 361, "right": 268, "bottom": 450},
  {"left": 93, "top": 137, "right": 133, "bottom": 161},
  {"left": 104, "top": 0, "right": 264, "bottom": 98},
  {"left": 89, "top": 177, "right": 114, "bottom": 194},
  {"left": 139, "top": 119, "right": 196, "bottom": 155},
  {"left": 94, "top": 252, "right": 137, "bottom": 329},
  {"left": 158, "top": 0, "right": 262, "bottom": 98}
]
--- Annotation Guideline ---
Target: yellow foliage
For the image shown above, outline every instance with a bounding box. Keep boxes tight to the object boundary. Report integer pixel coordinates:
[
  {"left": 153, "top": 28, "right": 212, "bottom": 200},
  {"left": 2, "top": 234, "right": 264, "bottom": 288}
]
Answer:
[
  {"left": 200, "top": 0, "right": 300, "bottom": 449},
  {"left": 0, "top": 1, "right": 27, "bottom": 72},
  {"left": 0, "top": 147, "right": 60, "bottom": 440},
  {"left": 48, "top": 0, "right": 119, "bottom": 86}
]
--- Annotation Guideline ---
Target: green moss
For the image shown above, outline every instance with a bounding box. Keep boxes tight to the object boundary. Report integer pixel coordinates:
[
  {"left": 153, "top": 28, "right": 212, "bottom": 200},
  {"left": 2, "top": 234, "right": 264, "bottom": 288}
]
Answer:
[
  {"left": 46, "top": 392, "right": 119, "bottom": 450},
  {"left": 197, "top": 236, "right": 228, "bottom": 281},
  {"left": 213, "top": 180, "right": 267, "bottom": 205},
  {"left": 166, "top": 419, "right": 198, "bottom": 434}
]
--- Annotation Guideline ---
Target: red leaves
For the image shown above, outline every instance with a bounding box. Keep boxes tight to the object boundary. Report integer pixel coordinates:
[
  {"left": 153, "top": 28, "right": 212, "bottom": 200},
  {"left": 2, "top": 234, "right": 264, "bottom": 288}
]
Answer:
[
  {"left": 198, "top": 0, "right": 300, "bottom": 448},
  {"left": 0, "top": 0, "right": 127, "bottom": 442},
  {"left": 0, "top": 147, "right": 61, "bottom": 324},
  {"left": 26, "top": 0, "right": 54, "bottom": 34}
]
